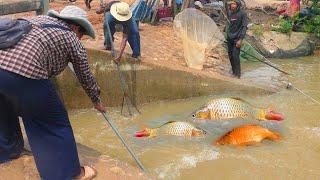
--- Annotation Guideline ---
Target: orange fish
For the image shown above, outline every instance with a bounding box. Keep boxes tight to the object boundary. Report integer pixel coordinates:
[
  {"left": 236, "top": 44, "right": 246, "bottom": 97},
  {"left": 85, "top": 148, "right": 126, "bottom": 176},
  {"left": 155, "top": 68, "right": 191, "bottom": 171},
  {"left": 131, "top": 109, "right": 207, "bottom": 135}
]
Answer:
[{"left": 214, "top": 124, "right": 281, "bottom": 146}]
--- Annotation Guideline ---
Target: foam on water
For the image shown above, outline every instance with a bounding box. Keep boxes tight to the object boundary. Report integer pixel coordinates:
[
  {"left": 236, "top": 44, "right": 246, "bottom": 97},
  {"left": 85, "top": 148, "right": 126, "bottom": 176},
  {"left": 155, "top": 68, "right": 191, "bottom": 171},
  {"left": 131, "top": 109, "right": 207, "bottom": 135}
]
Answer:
[
  {"left": 154, "top": 147, "right": 220, "bottom": 179},
  {"left": 305, "top": 127, "right": 320, "bottom": 136}
]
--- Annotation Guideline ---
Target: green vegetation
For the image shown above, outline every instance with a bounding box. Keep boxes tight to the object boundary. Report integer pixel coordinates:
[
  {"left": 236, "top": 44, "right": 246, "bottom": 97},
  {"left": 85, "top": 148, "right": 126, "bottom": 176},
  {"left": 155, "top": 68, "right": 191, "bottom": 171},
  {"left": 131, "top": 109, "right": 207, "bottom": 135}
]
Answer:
[
  {"left": 276, "top": 16, "right": 293, "bottom": 34},
  {"left": 250, "top": 24, "right": 264, "bottom": 37},
  {"left": 274, "top": 0, "right": 320, "bottom": 37}
]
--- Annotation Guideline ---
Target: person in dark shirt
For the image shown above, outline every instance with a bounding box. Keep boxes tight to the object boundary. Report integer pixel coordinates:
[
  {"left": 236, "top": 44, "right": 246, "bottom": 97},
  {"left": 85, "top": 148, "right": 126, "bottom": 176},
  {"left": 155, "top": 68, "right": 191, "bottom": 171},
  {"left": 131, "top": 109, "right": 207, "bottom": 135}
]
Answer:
[
  {"left": 97, "top": 1, "right": 141, "bottom": 62},
  {"left": 226, "top": 0, "right": 248, "bottom": 78}
]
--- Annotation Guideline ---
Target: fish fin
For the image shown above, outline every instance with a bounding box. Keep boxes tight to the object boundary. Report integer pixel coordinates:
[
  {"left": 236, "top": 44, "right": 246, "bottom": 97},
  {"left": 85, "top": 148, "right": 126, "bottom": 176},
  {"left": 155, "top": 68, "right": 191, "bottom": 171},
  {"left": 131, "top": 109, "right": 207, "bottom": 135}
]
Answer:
[
  {"left": 267, "top": 131, "right": 281, "bottom": 141},
  {"left": 253, "top": 142, "right": 263, "bottom": 147},
  {"left": 160, "top": 121, "right": 177, "bottom": 127},
  {"left": 238, "top": 141, "right": 259, "bottom": 147},
  {"left": 155, "top": 121, "right": 177, "bottom": 129},
  {"left": 143, "top": 129, "right": 157, "bottom": 138},
  {"left": 267, "top": 105, "right": 274, "bottom": 111},
  {"left": 229, "top": 97, "right": 255, "bottom": 104},
  {"left": 195, "top": 126, "right": 212, "bottom": 135},
  {"left": 230, "top": 97, "right": 246, "bottom": 101},
  {"left": 235, "top": 144, "right": 246, "bottom": 149},
  {"left": 230, "top": 97, "right": 263, "bottom": 109},
  {"left": 257, "top": 109, "right": 267, "bottom": 121}
]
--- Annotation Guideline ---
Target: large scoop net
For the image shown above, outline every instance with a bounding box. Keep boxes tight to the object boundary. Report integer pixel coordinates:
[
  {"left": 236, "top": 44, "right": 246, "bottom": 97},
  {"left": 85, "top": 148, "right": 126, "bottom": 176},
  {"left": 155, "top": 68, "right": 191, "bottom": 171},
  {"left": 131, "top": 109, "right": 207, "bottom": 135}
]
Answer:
[{"left": 173, "top": 8, "right": 225, "bottom": 70}]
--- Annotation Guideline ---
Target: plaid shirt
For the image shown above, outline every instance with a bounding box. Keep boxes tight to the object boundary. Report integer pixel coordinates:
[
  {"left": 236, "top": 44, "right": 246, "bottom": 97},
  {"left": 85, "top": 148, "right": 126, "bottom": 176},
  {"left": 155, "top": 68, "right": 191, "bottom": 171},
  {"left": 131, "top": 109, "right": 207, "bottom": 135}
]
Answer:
[{"left": 0, "top": 16, "right": 100, "bottom": 103}]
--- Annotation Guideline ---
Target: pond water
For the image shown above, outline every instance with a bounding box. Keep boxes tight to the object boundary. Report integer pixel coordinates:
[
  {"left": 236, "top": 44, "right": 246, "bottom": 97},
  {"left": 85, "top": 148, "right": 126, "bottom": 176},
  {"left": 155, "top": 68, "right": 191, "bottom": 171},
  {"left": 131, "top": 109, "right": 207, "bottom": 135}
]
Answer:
[{"left": 69, "top": 56, "right": 320, "bottom": 179}]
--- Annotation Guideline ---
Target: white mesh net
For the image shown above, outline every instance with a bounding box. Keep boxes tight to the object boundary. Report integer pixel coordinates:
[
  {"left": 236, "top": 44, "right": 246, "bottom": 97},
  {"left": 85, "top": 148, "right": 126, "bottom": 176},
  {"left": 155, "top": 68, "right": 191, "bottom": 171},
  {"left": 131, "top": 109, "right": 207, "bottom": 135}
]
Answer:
[{"left": 173, "top": 8, "right": 225, "bottom": 70}]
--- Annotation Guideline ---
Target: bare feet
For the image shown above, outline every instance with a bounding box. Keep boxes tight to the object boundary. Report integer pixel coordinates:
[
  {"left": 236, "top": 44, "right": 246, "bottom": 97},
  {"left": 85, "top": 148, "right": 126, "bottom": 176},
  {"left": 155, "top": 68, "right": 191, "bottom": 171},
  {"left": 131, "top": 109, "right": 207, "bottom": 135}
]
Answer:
[{"left": 74, "top": 166, "right": 96, "bottom": 180}]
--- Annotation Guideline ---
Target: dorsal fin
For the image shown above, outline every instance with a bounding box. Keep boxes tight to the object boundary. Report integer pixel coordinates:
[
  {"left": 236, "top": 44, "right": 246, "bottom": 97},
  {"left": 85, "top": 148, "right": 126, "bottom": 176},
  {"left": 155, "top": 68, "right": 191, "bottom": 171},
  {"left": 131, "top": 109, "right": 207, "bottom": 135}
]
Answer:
[
  {"left": 158, "top": 121, "right": 177, "bottom": 128},
  {"left": 229, "top": 97, "right": 263, "bottom": 109},
  {"left": 195, "top": 126, "right": 211, "bottom": 135},
  {"left": 230, "top": 97, "right": 246, "bottom": 101}
]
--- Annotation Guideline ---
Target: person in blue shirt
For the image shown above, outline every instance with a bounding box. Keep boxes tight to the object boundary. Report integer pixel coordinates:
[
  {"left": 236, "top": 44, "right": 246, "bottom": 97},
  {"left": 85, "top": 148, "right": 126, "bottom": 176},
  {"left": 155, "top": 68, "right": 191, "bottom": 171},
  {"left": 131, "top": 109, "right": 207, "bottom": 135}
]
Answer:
[{"left": 97, "top": 1, "right": 141, "bottom": 62}]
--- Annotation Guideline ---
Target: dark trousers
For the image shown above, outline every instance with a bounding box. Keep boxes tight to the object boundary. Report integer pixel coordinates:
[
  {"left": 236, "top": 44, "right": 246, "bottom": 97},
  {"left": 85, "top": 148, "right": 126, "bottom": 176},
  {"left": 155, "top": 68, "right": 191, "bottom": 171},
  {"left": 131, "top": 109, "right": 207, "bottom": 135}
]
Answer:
[
  {"left": 104, "top": 12, "right": 141, "bottom": 58},
  {"left": 0, "top": 69, "right": 80, "bottom": 180},
  {"left": 0, "top": 93, "right": 23, "bottom": 161},
  {"left": 227, "top": 39, "right": 241, "bottom": 77}
]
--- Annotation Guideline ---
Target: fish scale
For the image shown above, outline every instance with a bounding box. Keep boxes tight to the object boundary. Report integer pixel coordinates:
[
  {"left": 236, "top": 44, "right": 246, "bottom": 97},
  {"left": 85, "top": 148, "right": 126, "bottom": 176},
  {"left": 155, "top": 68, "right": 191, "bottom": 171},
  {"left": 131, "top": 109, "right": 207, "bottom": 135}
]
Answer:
[
  {"left": 162, "top": 122, "right": 194, "bottom": 135},
  {"left": 157, "top": 121, "right": 204, "bottom": 136},
  {"left": 193, "top": 98, "right": 262, "bottom": 120}
]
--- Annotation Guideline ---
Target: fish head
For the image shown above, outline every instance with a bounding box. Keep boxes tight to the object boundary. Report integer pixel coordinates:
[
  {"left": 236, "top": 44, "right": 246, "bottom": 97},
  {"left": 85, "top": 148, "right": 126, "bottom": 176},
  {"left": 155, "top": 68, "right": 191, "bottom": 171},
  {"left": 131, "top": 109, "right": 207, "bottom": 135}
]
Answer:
[
  {"left": 135, "top": 128, "right": 153, "bottom": 137},
  {"left": 214, "top": 131, "right": 234, "bottom": 146},
  {"left": 192, "top": 109, "right": 211, "bottom": 120},
  {"left": 265, "top": 109, "right": 284, "bottom": 121},
  {"left": 214, "top": 136, "right": 228, "bottom": 146}
]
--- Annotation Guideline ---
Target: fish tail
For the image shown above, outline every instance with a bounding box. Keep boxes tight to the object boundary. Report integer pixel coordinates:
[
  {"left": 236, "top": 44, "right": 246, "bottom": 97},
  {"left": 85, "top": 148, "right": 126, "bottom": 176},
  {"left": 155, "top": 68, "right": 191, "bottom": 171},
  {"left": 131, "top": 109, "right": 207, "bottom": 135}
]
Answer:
[
  {"left": 256, "top": 108, "right": 267, "bottom": 121},
  {"left": 267, "top": 131, "right": 281, "bottom": 141},
  {"left": 135, "top": 128, "right": 157, "bottom": 138}
]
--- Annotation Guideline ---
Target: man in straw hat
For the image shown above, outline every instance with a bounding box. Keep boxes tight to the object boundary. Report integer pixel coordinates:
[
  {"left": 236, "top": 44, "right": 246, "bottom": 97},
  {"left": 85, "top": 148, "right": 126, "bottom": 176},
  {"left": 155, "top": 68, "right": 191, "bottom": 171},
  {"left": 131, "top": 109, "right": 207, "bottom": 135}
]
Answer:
[
  {"left": 101, "top": 1, "right": 141, "bottom": 62},
  {"left": 0, "top": 5, "right": 104, "bottom": 179},
  {"left": 194, "top": 1, "right": 204, "bottom": 10},
  {"left": 226, "top": 0, "right": 248, "bottom": 78}
]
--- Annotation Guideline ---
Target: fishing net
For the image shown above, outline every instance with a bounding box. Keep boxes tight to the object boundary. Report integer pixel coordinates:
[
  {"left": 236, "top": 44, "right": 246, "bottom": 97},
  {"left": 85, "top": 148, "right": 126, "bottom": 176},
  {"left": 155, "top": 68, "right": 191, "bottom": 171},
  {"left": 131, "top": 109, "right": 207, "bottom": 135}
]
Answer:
[
  {"left": 240, "top": 40, "right": 263, "bottom": 62},
  {"left": 173, "top": 8, "right": 225, "bottom": 70}
]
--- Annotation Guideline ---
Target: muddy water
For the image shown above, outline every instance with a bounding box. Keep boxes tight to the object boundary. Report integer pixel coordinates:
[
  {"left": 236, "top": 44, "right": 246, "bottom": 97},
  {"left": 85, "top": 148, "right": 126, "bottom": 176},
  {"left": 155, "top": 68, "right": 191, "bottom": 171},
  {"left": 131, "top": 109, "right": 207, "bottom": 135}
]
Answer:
[{"left": 69, "top": 56, "right": 320, "bottom": 179}]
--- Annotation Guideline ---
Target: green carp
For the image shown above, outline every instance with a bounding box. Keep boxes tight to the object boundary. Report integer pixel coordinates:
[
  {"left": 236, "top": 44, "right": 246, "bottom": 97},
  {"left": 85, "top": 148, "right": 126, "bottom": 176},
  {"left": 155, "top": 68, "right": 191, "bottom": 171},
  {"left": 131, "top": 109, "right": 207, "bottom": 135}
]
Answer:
[
  {"left": 135, "top": 121, "right": 207, "bottom": 137},
  {"left": 192, "top": 97, "right": 284, "bottom": 121}
]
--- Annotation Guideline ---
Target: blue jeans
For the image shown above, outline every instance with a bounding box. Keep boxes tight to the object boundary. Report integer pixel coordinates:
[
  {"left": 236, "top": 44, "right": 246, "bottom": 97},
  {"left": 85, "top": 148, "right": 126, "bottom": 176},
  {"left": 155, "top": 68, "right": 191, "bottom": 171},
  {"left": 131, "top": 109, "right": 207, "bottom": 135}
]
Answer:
[
  {"left": 0, "top": 69, "right": 81, "bottom": 180},
  {"left": 103, "top": 12, "right": 141, "bottom": 58}
]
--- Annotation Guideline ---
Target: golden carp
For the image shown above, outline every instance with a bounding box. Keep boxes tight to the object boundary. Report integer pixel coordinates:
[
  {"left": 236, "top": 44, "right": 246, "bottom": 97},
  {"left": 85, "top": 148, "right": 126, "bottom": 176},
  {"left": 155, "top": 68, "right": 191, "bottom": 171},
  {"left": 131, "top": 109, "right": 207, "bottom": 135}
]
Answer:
[
  {"left": 214, "top": 124, "right": 281, "bottom": 146},
  {"left": 135, "top": 121, "right": 207, "bottom": 137},
  {"left": 192, "top": 97, "right": 284, "bottom": 121}
]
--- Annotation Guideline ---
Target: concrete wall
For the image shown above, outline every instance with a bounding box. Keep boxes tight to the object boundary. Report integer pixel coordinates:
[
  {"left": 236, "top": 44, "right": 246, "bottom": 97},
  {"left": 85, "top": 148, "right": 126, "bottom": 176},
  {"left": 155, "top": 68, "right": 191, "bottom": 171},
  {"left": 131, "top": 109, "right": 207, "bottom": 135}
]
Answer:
[
  {"left": 54, "top": 49, "right": 274, "bottom": 109},
  {"left": 0, "top": 0, "right": 49, "bottom": 16}
]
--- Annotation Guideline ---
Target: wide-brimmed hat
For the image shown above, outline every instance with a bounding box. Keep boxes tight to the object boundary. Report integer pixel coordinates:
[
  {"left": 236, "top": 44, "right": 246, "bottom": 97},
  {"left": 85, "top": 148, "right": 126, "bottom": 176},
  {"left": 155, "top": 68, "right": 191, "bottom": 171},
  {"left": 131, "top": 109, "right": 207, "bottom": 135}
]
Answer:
[
  {"left": 47, "top": 5, "right": 96, "bottom": 39},
  {"left": 227, "top": 0, "right": 240, "bottom": 5},
  {"left": 194, "top": 1, "right": 204, "bottom": 9},
  {"left": 110, "top": 2, "right": 132, "bottom": 22}
]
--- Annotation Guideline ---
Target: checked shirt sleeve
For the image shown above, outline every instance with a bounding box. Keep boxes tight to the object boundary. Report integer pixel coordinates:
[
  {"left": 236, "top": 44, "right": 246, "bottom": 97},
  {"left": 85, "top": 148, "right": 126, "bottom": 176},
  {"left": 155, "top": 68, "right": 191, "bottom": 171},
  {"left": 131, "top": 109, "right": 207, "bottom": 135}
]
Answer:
[{"left": 67, "top": 34, "right": 101, "bottom": 104}]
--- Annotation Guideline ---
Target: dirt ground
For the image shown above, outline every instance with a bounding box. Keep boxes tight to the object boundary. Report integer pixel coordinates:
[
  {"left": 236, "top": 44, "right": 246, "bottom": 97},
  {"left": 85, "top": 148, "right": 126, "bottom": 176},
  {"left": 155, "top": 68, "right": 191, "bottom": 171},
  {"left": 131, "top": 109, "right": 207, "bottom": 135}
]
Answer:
[
  {"left": 49, "top": 0, "right": 236, "bottom": 80},
  {"left": 0, "top": 150, "right": 152, "bottom": 180},
  {"left": 4, "top": 0, "right": 291, "bottom": 81}
]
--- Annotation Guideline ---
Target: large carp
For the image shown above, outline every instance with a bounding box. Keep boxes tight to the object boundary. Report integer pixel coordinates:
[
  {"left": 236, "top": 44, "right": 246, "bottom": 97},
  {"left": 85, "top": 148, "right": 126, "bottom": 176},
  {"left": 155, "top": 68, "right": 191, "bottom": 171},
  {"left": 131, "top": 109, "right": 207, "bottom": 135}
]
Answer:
[
  {"left": 135, "top": 121, "right": 207, "bottom": 137},
  {"left": 214, "top": 124, "right": 281, "bottom": 146},
  {"left": 192, "top": 97, "right": 284, "bottom": 121}
]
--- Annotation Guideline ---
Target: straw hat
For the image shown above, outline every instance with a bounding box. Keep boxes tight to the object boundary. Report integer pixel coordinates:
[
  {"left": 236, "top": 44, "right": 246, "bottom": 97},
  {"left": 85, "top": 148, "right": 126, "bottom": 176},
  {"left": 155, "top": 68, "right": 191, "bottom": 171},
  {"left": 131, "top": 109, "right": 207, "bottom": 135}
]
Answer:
[
  {"left": 227, "top": 0, "right": 240, "bottom": 5},
  {"left": 47, "top": 6, "right": 95, "bottom": 39},
  {"left": 194, "top": 1, "right": 203, "bottom": 9},
  {"left": 110, "top": 2, "right": 132, "bottom": 22}
]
